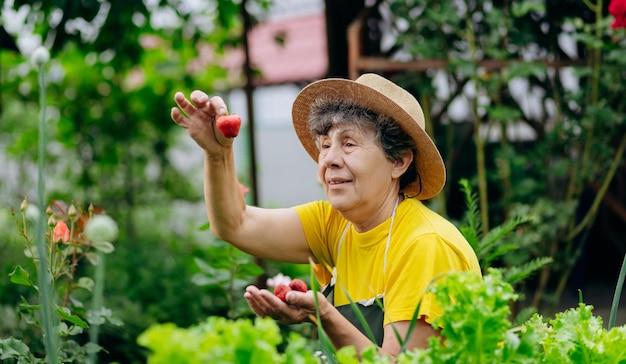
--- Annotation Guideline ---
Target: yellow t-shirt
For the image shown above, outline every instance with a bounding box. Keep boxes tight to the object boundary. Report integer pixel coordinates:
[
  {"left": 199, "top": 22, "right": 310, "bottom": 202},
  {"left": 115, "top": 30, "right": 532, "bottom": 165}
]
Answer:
[{"left": 294, "top": 198, "right": 481, "bottom": 325}]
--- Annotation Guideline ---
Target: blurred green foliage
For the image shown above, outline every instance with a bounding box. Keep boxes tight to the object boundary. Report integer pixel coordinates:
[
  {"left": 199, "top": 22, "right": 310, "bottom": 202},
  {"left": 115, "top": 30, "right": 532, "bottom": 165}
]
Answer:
[
  {"left": 386, "top": 0, "right": 626, "bottom": 312},
  {"left": 0, "top": 0, "right": 278, "bottom": 362}
]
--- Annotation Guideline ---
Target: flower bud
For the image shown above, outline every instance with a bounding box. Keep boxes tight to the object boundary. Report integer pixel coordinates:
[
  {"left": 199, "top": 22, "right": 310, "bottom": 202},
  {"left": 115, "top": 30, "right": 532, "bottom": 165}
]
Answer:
[
  {"left": 85, "top": 214, "right": 119, "bottom": 243},
  {"left": 48, "top": 215, "right": 57, "bottom": 227},
  {"left": 53, "top": 221, "right": 70, "bottom": 244},
  {"left": 31, "top": 46, "right": 50, "bottom": 66},
  {"left": 68, "top": 204, "right": 78, "bottom": 218},
  {"left": 46, "top": 206, "right": 53, "bottom": 216},
  {"left": 20, "top": 197, "right": 28, "bottom": 211}
]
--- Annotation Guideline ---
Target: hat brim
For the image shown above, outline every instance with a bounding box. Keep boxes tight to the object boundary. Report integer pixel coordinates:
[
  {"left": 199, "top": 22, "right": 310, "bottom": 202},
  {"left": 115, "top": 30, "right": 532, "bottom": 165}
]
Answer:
[{"left": 292, "top": 78, "right": 446, "bottom": 200}]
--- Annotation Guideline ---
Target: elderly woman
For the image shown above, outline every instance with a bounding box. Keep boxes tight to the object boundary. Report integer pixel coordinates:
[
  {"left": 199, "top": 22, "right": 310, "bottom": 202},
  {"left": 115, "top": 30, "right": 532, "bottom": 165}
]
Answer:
[{"left": 170, "top": 73, "right": 481, "bottom": 358}]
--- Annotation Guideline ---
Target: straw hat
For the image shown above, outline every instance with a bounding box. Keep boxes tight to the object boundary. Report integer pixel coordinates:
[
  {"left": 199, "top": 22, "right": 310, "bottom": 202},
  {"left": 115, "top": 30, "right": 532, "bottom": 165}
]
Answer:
[{"left": 292, "top": 73, "right": 445, "bottom": 200}]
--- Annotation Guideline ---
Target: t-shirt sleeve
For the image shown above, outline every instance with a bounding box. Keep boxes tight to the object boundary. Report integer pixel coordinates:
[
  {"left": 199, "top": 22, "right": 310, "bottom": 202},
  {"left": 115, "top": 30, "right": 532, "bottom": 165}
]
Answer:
[
  {"left": 293, "top": 201, "right": 336, "bottom": 285},
  {"left": 383, "top": 233, "right": 471, "bottom": 326}
]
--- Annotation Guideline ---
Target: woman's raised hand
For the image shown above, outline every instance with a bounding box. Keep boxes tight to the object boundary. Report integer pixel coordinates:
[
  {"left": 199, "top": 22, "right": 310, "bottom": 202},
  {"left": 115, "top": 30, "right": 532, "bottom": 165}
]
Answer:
[{"left": 170, "top": 91, "right": 234, "bottom": 153}]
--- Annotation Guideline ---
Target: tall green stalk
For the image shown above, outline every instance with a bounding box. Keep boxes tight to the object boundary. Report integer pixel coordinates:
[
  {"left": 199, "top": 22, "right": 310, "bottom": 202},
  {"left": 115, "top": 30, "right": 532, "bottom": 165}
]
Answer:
[
  {"left": 579, "top": 0, "right": 603, "bottom": 182},
  {"left": 609, "top": 253, "right": 626, "bottom": 329},
  {"left": 465, "top": 9, "right": 489, "bottom": 236},
  {"left": 34, "top": 48, "right": 59, "bottom": 364},
  {"left": 89, "top": 252, "right": 106, "bottom": 364}
]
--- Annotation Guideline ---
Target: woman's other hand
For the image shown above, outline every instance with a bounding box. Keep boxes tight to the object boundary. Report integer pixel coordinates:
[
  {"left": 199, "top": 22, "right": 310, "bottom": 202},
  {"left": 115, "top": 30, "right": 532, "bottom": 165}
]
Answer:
[{"left": 243, "top": 285, "right": 329, "bottom": 325}]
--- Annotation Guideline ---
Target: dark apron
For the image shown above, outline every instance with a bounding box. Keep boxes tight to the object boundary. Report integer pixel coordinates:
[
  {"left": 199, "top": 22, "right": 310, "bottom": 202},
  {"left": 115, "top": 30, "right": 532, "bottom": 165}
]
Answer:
[
  {"left": 324, "top": 198, "right": 398, "bottom": 347},
  {"left": 323, "top": 284, "right": 385, "bottom": 346}
]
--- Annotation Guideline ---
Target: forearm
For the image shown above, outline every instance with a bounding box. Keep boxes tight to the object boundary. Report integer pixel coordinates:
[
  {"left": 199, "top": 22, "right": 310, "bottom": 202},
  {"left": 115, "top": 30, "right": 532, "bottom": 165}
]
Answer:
[
  {"left": 203, "top": 148, "right": 246, "bottom": 240},
  {"left": 319, "top": 303, "right": 387, "bottom": 356},
  {"left": 318, "top": 302, "right": 433, "bottom": 360},
  {"left": 201, "top": 148, "right": 311, "bottom": 263}
]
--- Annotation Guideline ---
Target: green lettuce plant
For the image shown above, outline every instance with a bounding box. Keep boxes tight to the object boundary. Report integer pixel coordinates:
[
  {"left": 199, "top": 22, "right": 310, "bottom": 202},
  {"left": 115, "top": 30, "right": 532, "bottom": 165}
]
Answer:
[
  {"left": 137, "top": 316, "right": 318, "bottom": 364},
  {"left": 137, "top": 268, "right": 626, "bottom": 363},
  {"left": 397, "top": 269, "right": 626, "bottom": 363}
]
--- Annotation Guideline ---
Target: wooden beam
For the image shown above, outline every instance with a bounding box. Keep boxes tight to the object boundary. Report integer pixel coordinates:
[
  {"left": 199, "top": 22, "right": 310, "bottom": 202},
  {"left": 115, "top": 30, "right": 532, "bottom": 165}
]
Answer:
[
  {"left": 347, "top": 16, "right": 586, "bottom": 78},
  {"left": 354, "top": 56, "right": 586, "bottom": 73}
]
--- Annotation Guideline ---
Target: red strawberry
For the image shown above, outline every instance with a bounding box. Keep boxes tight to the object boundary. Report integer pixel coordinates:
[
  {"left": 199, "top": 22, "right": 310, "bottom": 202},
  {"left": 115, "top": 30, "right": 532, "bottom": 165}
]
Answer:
[
  {"left": 289, "top": 279, "right": 308, "bottom": 293},
  {"left": 274, "top": 284, "right": 292, "bottom": 302},
  {"left": 216, "top": 114, "right": 241, "bottom": 138}
]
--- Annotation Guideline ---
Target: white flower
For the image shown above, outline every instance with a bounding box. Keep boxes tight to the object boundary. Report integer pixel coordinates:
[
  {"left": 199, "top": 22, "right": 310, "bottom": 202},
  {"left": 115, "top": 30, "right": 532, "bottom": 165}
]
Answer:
[
  {"left": 31, "top": 46, "right": 50, "bottom": 66},
  {"left": 266, "top": 273, "right": 291, "bottom": 287},
  {"left": 85, "top": 214, "right": 118, "bottom": 243}
]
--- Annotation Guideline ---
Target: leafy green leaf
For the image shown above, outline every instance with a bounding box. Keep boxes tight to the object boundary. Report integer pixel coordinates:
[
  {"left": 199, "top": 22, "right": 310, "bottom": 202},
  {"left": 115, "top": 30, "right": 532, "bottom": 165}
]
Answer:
[
  {"left": 0, "top": 337, "right": 34, "bottom": 361},
  {"left": 503, "top": 257, "right": 553, "bottom": 284},
  {"left": 57, "top": 307, "right": 89, "bottom": 329},
  {"left": 9, "top": 265, "right": 34, "bottom": 287},
  {"left": 92, "top": 241, "right": 115, "bottom": 254},
  {"left": 511, "top": 0, "right": 545, "bottom": 17},
  {"left": 76, "top": 277, "right": 95, "bottom": 292}
]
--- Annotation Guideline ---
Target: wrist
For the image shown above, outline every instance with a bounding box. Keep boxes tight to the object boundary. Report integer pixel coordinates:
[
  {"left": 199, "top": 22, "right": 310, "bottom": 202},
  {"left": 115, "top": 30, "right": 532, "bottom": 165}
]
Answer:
[
  {"left": 318, "top": 297, "right": 336, "bottom": 325},
  {"left": 205, "top": 148, "right": 231, "bottom": 162}
]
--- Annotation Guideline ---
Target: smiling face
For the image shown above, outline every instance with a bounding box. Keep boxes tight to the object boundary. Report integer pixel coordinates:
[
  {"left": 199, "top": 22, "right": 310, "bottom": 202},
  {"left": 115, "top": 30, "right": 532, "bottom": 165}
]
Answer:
[
  {"left": 307, "top": 97, "right": 416, "bottom": 228},
  {"left": 316, "top": 124, "right": 403, "bottom": 224}
]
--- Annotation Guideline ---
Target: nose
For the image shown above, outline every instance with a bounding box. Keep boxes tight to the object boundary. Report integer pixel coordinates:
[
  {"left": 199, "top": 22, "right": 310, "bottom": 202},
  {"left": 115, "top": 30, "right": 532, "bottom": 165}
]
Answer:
[{"left": 320, "top": 144, "right": 343, "bottom": 168}]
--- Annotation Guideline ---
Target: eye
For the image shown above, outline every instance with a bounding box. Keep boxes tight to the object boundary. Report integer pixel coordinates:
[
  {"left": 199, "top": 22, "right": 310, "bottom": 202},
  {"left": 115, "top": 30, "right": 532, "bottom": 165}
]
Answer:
[{"left": 318, "top": 136, "right": 330, "bottom": 149}]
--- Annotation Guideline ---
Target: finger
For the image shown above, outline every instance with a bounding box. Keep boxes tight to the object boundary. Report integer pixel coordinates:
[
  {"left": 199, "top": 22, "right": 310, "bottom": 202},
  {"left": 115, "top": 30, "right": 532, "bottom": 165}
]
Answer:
[
  {"left": 190, "top": 90, "right": 210, "bottom": 109},
  {"left": 173, "top": 92, "right": 188, "bottom": 109},
  {"left": 173, "top": 92, "right": 197, "bottom": 116},
  {"left": 170, "top": 107, "right": 187, "bottom": 126},
  {"left": 244, "top": 286, "right": 270, "bottom": 311},
  {"left": 208, "top": 96, "right": 228, "bottom": 116},
  {"left": 257, "top": 288, "right": 288, "bottom": 306},
  {"left": 285, "top": 291, "right": 319, "bottom": 310},
  {"left": 244, "top": 292, "right": 266, "bottom": 317},
  {"left": 245, "top": 285, "right": 260, "bottom": 294},
  {"left": 245, "top": 288, "right": 283, "bottom": 317}
]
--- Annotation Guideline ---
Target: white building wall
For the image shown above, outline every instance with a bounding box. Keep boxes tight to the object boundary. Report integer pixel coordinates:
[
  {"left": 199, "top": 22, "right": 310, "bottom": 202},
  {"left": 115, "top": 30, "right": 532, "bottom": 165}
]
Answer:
[{"left": 228, "top": 84, "right": 327, "bottom": 208}]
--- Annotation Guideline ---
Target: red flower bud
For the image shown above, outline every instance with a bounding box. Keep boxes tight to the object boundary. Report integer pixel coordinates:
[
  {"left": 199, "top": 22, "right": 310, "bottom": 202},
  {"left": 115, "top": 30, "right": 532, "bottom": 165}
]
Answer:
[{"left": 53, "top": 221, "right": 70, "bottom": 244}]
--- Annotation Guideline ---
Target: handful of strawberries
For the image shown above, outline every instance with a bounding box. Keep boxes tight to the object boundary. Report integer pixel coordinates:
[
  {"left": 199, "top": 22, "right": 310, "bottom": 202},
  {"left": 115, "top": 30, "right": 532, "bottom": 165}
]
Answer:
[{"left": 273, "top": 279, "right": 308, "bottom": 302}]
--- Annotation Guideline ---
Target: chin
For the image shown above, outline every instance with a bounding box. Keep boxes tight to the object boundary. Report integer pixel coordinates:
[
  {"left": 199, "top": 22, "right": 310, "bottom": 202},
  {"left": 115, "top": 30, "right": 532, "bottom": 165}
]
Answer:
[{"left": 327, "top": 195, "right": 351, "bottom": 212}]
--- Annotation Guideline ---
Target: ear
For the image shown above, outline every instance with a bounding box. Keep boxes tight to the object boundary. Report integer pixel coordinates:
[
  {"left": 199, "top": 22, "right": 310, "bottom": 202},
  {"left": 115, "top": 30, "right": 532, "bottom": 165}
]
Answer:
[{"left": 391, "top": 150, "right": 413, "bottom": 179}]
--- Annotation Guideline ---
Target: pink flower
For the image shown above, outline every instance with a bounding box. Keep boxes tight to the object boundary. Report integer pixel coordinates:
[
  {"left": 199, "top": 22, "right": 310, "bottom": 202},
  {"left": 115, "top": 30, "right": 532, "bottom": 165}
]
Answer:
[
  {"left": 609, "top": 0, "right": 626, "bottom": 29},
  {"left": 240, "top": 183, "right": 250, "bottom": 196},
  {"left": 266, "top": 273, "right": 291, "bottom": 288},
  {"left": 53, "top": 221, "right": 70, "bottom": 243}
]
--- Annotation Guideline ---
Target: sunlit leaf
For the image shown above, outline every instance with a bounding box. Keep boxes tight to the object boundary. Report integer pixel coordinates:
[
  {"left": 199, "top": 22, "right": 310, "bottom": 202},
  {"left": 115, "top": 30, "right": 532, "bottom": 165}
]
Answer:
[
  {"left": 76, "top": 277, "right": 95, "bottom": 292},
  {"left": 92, "top": 240, "right": 115, "bottom": 253},
  {"left": 9, "top": 265, "right": 33, "bottom": 287}
]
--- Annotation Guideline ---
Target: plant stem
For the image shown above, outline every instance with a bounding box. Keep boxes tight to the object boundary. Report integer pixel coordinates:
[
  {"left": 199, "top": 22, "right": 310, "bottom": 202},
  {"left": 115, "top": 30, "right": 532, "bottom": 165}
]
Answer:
[
  {"left": 566, "top": 133, "right": 626, "bottom": 241},
  {"left": 36, "top": 62, "right": 59, "bottom": 364},
  {"left": 609, "top": 253, "right": 626, "bottom": 329},
  {"left": 466, "top": 15, "right": 490, "bottom": 236},
  {"left": 89, "top": 252, "right": 106, "bottom": 364},
  {"left": 579, "top": 0, "right": 602, "bottom": 195}
]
